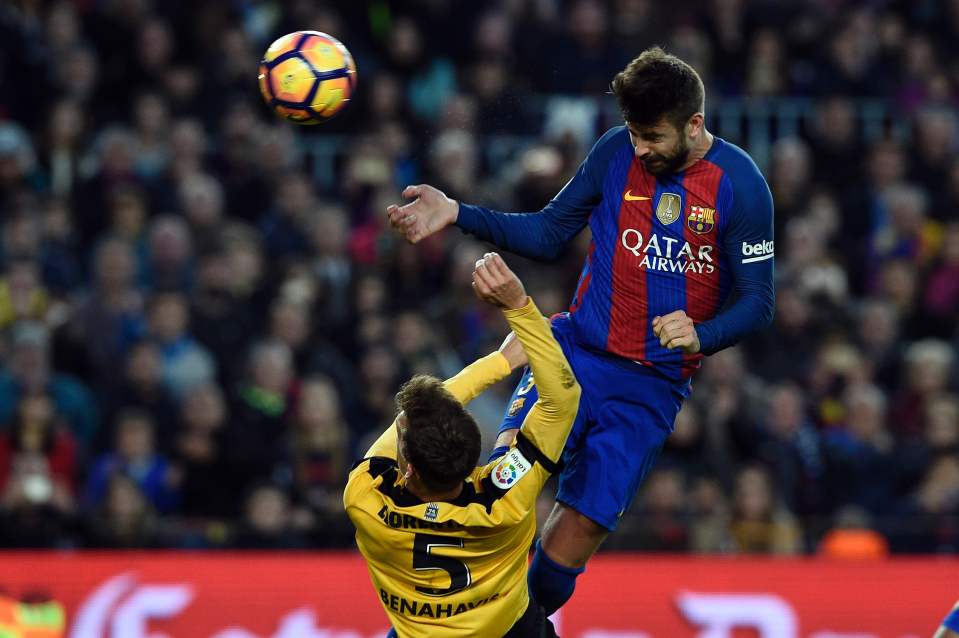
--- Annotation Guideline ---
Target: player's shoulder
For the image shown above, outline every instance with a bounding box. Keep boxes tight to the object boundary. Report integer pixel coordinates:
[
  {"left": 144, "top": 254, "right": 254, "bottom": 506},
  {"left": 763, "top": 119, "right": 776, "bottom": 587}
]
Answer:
[
  {"left": 589, "top": 126, "right": 632, "bottom": 158},
  {"left": 345, "top": 456, "right": 396, "bottom": 501},
  {"left": 706, "top": 136, "right": 769, "bottom": 188},
  {"left": 349, "top": 455, "right": 396, "bottom": 479}
]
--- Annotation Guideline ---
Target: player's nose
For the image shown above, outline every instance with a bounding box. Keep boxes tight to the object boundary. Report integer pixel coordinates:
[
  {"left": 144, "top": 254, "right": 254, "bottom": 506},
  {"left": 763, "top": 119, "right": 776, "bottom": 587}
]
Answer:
[{"left": 633, "top": 141, "right": 651, "bottom": 158}]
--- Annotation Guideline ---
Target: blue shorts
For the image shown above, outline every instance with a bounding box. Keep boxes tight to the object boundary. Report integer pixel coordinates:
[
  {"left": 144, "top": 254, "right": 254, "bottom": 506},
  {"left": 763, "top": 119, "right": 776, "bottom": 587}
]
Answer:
[
  {"left": 500, "top": 313, "right": 690, "bottom": 531},
  {"left": 945, "top": 603, "right": 959, "bottom": 632}
]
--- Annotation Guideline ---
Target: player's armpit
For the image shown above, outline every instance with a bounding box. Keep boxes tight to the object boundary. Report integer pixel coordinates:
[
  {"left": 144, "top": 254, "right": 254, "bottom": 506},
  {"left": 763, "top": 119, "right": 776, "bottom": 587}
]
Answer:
[{"left": 443, "top": 351, "right": 512, "bottom": 405}]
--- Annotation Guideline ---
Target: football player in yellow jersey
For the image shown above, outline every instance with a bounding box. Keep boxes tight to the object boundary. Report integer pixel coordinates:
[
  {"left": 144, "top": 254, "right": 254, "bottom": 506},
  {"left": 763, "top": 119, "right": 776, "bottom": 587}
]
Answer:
[{"left": 344, "top": 252, "right": 580, "bottom": 638}]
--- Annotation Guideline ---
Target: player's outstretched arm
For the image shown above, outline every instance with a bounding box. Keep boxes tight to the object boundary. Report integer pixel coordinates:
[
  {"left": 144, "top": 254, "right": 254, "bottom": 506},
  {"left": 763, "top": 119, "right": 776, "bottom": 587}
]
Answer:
[
  {"left": 386, "top": 128, "right": 625, "bottom": 260},
  {"left": 363, "top": 337, "right": 524, "bottom": 460},
  {"left": 388, "top": 182, "right": 590, "bottom": 261},
  {"left": 473, "top": 253, "right": 580, "bottom": 462}
]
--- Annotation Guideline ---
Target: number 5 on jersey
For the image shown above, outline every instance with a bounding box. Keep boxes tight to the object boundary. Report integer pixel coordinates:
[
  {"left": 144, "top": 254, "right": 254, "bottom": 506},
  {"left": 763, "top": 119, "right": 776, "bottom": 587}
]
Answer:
[{"left": 413, "top": 533, "right": 471, "bottom": 596}]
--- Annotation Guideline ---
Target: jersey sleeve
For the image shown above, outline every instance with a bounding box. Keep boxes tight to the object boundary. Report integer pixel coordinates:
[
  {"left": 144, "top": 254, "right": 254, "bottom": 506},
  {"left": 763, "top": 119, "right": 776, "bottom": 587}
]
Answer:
[
  {"left": 363, "top": 420, "right": 399, "bottom": 460},
  {"left": 443, "top": 351, "right": 512, "bottom": 405},
  {"left": 362, "top": 352, "right": 513, "bottom": 460},
  {"left": 695, "top": 167, "right": 775, "bottom": 355},
  {"left": 455, "top": 127, "right": 627, "bottom": 261},
  {"left": 501, "top": 299, "right": 580, "bottom": 464}
]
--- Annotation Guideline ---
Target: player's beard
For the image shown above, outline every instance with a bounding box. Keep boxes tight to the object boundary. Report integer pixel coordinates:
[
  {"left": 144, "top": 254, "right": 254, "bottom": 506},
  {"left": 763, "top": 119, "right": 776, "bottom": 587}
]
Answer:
[{"left": 643, "top": 137, "right": 691, "bottom": 176}]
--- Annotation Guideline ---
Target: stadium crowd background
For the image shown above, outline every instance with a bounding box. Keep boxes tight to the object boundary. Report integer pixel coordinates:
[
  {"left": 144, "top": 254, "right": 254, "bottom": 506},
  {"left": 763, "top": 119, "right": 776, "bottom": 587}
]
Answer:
[{"left": 0, "top": 0, "right": 956, "bottom": 555}]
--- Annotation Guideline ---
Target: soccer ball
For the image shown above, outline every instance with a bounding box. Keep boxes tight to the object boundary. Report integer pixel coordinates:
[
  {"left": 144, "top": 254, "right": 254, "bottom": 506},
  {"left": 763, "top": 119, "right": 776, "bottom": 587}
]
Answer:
[{"left": 258, "top": 31, "right": 356, "bottom": 125}]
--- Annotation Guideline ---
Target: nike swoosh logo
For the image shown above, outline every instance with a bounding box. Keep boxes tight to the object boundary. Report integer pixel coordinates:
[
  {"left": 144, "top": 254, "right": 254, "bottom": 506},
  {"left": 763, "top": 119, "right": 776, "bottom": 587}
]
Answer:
[{"left": 624, "top": 191, "right": 651, "bottom": 201}]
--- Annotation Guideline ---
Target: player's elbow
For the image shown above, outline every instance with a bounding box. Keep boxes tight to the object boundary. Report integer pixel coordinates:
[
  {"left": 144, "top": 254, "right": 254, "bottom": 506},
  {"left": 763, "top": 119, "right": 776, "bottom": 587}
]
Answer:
[
  {"left": 757, "top": 289, "right": 775, "bottom": 329},
  {"left": 528, "top": 239, "right": 564, "bottom": 262},
  {"left": 558, "top": 382, "right": 582, "bottom": 415}
]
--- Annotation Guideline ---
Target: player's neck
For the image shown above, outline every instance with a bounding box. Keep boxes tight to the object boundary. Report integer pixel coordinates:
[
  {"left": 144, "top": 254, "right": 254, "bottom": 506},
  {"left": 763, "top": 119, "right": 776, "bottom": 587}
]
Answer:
[
  {"left": 405, "top": 478, "right": 463, "bottom": 503},
  {"left": 679, "top": 129, "right": 715, "bottom": 172}
]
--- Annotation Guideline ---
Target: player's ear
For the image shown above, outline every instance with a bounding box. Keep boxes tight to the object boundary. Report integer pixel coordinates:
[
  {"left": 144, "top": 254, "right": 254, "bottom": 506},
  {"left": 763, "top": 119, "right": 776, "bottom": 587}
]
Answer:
[
  {"left": 403, "top": 463, "right": 415, "bottom": 480},
  {"left": 687, "top": 113, "right": 704, "bottom": 138}
]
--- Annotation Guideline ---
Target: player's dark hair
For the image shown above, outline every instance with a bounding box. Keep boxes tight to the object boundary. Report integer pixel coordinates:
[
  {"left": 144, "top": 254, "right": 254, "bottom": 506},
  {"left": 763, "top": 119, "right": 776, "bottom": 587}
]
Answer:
[
  {"left": 610, "top": 46, "right": 705, "bottom": 130},
  {"left": 396, "top": 375, "right": 481, "bottom": 492}
]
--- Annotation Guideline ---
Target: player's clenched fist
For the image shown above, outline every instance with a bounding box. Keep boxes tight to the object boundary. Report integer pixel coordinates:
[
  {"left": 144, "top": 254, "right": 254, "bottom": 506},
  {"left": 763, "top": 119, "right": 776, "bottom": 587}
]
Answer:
[
  {"left": 386, "top": 184, "right": 459, "bottom": 244},
  {"left": 652, "top": 310, "right": 701, "bottom": 354},
  {"left": 472, "top": 252, "right": 529, "bottom": 310}
]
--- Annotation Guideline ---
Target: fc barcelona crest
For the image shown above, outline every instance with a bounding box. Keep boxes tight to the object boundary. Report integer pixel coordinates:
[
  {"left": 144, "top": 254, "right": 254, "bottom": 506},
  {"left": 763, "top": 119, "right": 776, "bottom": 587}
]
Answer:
[
  {"left": 655, "top": 193, "right": 681, "bottom": 225},
  {"left": 687, "top": 206, "right": 716, "bottom": 234}
]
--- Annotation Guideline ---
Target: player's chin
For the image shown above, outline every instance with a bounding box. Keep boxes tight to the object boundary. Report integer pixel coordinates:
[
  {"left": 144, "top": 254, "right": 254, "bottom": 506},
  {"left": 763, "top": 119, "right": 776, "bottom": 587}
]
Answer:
[{"left": 643, "top": 158, "right": 669, "bottom": 175}]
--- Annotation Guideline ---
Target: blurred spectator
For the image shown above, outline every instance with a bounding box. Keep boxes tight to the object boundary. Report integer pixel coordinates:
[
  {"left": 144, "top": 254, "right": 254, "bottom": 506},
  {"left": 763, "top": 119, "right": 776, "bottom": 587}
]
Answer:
[
  {"left": 756, "top": 383, "right": 828, "bottom": 518},
  {"left": 688, "top": 475, "right": 732, "bottom": 553},
  {"left": 84, "top": 474, "right": 160, "bottom": 548},
  {"left": 73, "top": 126, "right": 139, "bottom": 247},
  {"left": 892, "top": 455, "right": 959, "bottom": 552},
  {"left": 805, "top": 97, "right": 862, "bottom": 190},
  {"left": 41, "top": 98, "right": 86, "bottom": 198},
  {"left": 173, "top": 383, "right": 232, "bottom": 519},
  {"left": 729, "top": 465, "right": 802, "bottom": 554},
  {"left": 0, "top": 322, "right": 98, "bottom": 447},
  {"left": 856, "top": 299, "right": 903, "bottom": 390},
  {"left": 141, "top": 216, "right": 194, "bottom": 292},
  {"left": 178, "top": 172, "right": 224, "bottom": 242},
  {"left": 290, "top": 376, "right": 353, "bottom": 546},
  {"left": 84, "top": 409, "right": 178, "bottom": 514},
  {"left": 824, "top": 384, "right": 897, "bottom": 515},
  {"left": 101, "top": 340, "right": 177, "bottom": 447},
  {"left": 131, "top": 92, "right": 170, "bottom": 180},
  {"left": 190, "top": 242, "right": 257, "bottom": 388},
  {"left": 65, "top": 237, "right": 143, "bottom": 392},
  {"left": 768, "top": 137, "right": 812, "bottom": 239},
  {"left": 224, "top": 341, "right": 295, "bottom": 505},
  {"left": 871, "top": 183, "right": 941, "bottom": 274},
  {"left": 891, "top": 339, "right": 955, "bottom": 440},
  {"left": 308, "top": 203, "right": 353, "bottom": 335},
  {"left": 258, "top": 172, "right": 313, "bottom": 260},
  {"left": 231, "top": 482, "right": 305, "bottom": 549},
  {"left": 0, "top": 451, "right": 76, "bottom": 548},
  {"left": 620, "top": 468, "right": 689, "bottom": 552},
  {"left": 0, "top": 258, "right": 50, "bottom": 329},
  {"left": 922, "top": 222, "right": 959, "bottom": 337},
  {"left": 145, "top": 291, "right": 216, "bottom": 398},
  {"left": 0, "top": 393, "right": 77, "bottom": 497}
]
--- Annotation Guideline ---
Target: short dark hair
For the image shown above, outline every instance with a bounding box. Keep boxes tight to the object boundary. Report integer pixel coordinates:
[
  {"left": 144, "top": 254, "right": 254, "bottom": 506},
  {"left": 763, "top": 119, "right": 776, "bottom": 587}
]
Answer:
[
  {"left": 610, "top": 47, "right": 705, "bottom": 129},
  {"left": 396, "top": 375, "right": 481, "bottom": 492}
]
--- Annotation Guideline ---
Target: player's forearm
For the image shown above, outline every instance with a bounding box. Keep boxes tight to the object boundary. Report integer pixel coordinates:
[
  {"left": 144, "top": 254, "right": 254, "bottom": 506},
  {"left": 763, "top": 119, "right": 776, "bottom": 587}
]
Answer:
[
  {"left": 443, "top": 351, "right": 513, "bottom": 405},
  {"left": 503, "top": 299, "right": 580, "bottom": 419},
  {"left": 455, "top": 204, "right": 574, "bottom": 261},
  {"left": 364, "top": 421, "right": 398, "bottom": 459},
  {"left": 696, "top": 287, "right": 774, "bottom": 355}
]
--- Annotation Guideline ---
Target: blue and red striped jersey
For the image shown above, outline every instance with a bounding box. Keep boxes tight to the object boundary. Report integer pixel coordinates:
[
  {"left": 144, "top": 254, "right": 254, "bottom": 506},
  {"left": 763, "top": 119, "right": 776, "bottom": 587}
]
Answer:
[{"left": 457, "top": 126, "right": 774, "bottom": 380}]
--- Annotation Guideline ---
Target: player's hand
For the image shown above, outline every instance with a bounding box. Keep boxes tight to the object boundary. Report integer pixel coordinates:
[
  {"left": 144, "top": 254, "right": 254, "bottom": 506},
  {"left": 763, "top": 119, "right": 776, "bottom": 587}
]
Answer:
[
  {"left": 386, "top": 184, "right": 459, "bottom": 244},
  {"left": 652, "top": 310, "right": 701, "bottom": 354},
  {"left": 472, "top": 252, "right": 529, "bottom": 310},
  {"left": 497, "top": 331, "right": 528, "bottom": 370}
]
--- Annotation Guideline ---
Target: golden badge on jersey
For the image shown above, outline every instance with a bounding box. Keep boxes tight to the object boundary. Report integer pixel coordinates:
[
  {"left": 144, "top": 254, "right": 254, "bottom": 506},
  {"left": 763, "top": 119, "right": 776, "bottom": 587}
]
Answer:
[
  {"left": 655, "top": 193, "right": 681, "bottom": 225},
  {"left": 688, "top": 205, "right": 716, "bottom": 234},
  {"left": 507, "top": 397, "right": 526, "bottom": 417}
]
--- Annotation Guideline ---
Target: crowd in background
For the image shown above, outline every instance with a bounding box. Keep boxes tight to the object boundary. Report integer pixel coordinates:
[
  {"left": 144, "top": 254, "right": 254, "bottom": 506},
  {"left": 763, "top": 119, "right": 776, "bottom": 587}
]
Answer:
[{"left": 0, "top": 0, "right": 957, "bottom": 554}]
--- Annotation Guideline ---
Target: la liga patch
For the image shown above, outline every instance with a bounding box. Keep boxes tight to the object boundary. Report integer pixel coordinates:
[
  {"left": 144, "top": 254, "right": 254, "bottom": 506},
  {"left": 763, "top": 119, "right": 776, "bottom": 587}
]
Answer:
[{"left": 491, "top": 448, "right": 532, "bottom": 490}]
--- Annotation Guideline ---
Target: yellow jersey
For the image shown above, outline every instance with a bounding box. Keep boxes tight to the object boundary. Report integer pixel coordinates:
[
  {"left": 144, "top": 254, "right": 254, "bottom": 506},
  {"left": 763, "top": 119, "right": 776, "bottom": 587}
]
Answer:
[{"left": 344, "top": 298, "right": 580, "bottom": 637}]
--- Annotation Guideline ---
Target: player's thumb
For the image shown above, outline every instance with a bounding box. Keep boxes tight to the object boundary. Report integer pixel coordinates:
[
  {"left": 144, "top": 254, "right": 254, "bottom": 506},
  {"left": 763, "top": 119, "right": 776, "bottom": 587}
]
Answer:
[{"left": 402, "top": 184, "right": 423, "bottom": 199}]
